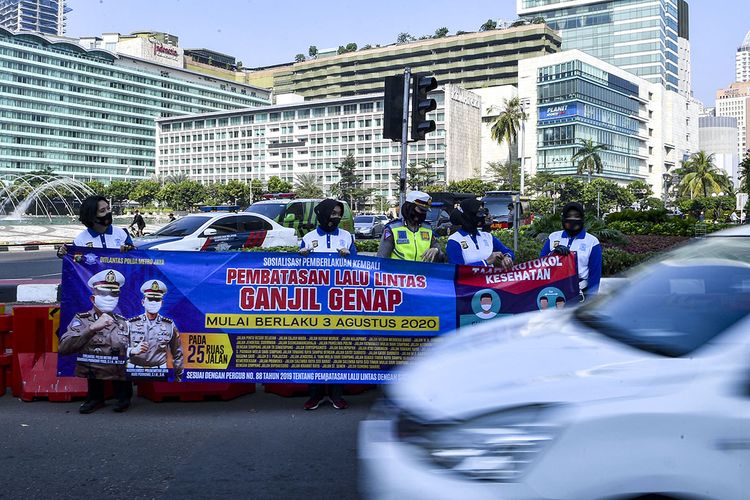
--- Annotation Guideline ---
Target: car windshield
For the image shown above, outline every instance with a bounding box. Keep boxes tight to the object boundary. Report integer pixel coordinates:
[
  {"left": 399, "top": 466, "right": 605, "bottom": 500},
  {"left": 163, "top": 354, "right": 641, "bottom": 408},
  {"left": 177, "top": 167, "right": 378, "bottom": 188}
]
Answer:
[
  {"left": 575, "top": 236, "right": 750, "bottom": 357},
  {"left": 483, "top": 198, "right": 512, "bottom": 218},
  {"left": 245, "top": 203, "right": 286, "bottom": 220},
  {"left": 425, "top": 207, "right": 444, "bottom": 222},
  {"left": 152, "top": 216, "right": 211, "bottom": 237},
  {"left": 355, "top": 216, "right": 374, "bottom": 223}
]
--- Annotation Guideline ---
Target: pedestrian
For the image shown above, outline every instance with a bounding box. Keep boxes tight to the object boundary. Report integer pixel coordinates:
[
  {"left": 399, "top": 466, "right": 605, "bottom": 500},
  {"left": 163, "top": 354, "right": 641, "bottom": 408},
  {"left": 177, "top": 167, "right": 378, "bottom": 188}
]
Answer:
[
  {"left": 446, "top": 198, "right": 514, "bottom": 269},
  {"left": 129, "top": 209, "right": 146, "bottom": 236},
  {"left": 540, "top": 202, "right": 602, "bottom": 297},
  {"left": 56, "top": 195, "right": 135, "bottom": 413},
  {"left": 730, "top": 211, "right": 739, "bottom": 224},
  {"left": 168, "top": 213, "right": 176, "bottom": 223},
  {"left": 377, "top": 191, "right": 444, "bottom": 262},
  {"left": 127, "top": 280, "right": 184, "bottom": 382},
  {"left": 299, "top": 199, "right": 356, "bottom": 410}
]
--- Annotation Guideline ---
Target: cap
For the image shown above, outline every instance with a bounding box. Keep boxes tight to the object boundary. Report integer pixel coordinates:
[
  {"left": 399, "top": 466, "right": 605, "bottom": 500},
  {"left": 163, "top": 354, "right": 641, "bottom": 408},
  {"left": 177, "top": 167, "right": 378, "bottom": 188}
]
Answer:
[
  {"left": 405, "top": 191, "right": 432, "bottom": 210},
  {"left": 140, "top": 279, "right": 167, "bottom": 298},
  {"left": 87, "top": 269, "right": 125, "bottom": 291}
]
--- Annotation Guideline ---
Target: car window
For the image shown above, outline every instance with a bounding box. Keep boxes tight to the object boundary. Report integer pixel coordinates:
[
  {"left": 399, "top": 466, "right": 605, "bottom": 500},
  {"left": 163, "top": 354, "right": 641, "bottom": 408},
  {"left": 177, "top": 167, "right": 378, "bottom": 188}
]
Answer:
[
  {"left": 207, "top": 216, "right": 238, "bottom": 235},
  {"left": 286, "top": 202, "right": 304, "bottom": 221},
  {"left": 355, "top": 216, "right": 374, "bottom": 223},
  {"left": 152, "top": 216, "right": 212, "bottom": 237},
  {"left": 237, "top": 215, "right": 272, "bottom": 232},
  {"left": 576, "top": 237, "right": 750, "bottom": 357},
  {"left": 245, "top": 203, "right": 286, "bottom": 221}
]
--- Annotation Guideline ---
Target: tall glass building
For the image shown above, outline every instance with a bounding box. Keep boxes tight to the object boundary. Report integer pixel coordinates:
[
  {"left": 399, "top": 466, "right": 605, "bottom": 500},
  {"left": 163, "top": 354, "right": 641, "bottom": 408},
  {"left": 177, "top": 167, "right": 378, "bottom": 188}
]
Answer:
[
  {"left": 517, "top": 0, "right": 690, "bottom": 94},
  {"left": 0, "top": 0, "right": 69, "bottom": 36},
  {"left": 0, "top": 27, "right": 270, "bottom": 182}
]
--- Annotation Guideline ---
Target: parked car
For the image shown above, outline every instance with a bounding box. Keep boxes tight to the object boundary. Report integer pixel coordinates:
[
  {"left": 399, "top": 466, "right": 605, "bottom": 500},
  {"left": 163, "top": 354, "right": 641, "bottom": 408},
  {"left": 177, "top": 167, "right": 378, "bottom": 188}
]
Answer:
[
  {"left": 133, "top": 212, "right": 297, "bottom": 251},
  {"left": 359, "top": 225, "right": 750, "bottom": 500},
  {"left": 245, "top": 198, "right": 354, "bottom": 237},
  {"left": 354, "top": 215, "right": 386, "bottom": 239},
  {"left": 424, "top": 202, "right": 453, "bottom": 236},
  {"left": 482, "top": 191, "right": 532, "bottom": 230}
]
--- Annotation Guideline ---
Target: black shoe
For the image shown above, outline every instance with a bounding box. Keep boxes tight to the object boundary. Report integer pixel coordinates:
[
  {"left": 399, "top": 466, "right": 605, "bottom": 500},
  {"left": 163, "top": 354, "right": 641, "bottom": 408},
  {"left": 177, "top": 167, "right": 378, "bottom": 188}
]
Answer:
[
  {"left": 79, "top": 400, "right": 105, "bottom": 414},
  {"left": 113, "top": 400, "right": 131, "bottom": 413}
]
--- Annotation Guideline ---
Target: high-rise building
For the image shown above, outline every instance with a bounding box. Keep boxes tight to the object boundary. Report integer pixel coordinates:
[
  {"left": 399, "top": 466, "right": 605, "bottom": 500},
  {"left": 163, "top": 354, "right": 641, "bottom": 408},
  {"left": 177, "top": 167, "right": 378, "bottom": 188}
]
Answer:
[
  {"left": 517, "top": 0, "right": 691, "bottom": 95},
  {"left": 0, "top": 0, "right": 69, "bottom": 36},
  {"left": 699, "top": 116, "right": 740, "bottom": 187},
  {"left": 715, "top": 81, "right": 750, "bottom": 162},
  {"left": 0, "top": 27, "right": 270, "bottom": 182},
  {"left": 737, "top": 30, "right": 750, "bottom": 83}
]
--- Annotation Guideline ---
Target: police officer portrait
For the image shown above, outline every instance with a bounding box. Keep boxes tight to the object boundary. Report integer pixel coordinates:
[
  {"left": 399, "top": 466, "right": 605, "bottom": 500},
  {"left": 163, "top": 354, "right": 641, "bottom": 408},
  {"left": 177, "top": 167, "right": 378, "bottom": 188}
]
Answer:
[{"left": 127, "top": 279, "right": 184, "bottom": 382}]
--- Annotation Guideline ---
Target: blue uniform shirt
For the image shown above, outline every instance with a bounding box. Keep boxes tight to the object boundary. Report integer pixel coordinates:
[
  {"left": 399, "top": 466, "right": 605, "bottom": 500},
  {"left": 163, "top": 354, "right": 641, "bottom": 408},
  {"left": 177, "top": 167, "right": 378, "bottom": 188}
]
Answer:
[
  {"left": 73, "top": 225, "right": 133, "bottom": 249},
  {"left": 446, "top": 229, "right": 514, "bottom": 266},
  {"left": 540, "top": 229, "right": 602, "bottom": 294}
]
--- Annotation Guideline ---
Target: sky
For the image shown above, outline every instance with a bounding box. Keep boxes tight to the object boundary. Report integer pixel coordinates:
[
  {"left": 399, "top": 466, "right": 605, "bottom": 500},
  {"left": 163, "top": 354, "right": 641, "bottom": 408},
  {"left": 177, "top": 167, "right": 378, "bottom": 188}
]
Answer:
[{"left": 66, "top": 0, "right": 749, "bottom": 105}]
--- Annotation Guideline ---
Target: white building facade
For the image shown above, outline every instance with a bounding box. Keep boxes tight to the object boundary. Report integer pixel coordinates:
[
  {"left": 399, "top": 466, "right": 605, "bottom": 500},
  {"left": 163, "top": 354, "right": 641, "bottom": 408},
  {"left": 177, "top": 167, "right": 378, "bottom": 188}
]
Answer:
[
  {"left": 737, "top": 30, "right": 750, "bottom": 84},
  {"left": 716, "top": 81, "right": 750, "bottom": 162},
  {"left": 155, "top": 85, "right": 481, "bottom": 202},
  {"left": 699, "top": 116, "right": 740, "bottom": 187}
]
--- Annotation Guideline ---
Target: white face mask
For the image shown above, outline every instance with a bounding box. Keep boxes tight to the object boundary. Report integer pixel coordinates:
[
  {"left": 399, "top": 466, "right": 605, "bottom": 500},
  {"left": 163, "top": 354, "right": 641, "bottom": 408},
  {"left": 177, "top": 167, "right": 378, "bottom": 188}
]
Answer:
[
  {"left": 94, "top": 295, "right": 118, "bottom": 313},
  {"left": 144, "top": 299, "right": 162, "bottom": 315},
  {"left": 480, "top": 302, "right": 492, "bottom": 312}
]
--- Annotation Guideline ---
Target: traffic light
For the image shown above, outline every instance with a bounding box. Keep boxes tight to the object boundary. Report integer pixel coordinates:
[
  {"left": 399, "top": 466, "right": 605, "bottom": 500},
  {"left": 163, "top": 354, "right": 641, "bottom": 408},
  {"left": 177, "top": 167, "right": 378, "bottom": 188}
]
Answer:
[
  {"left": 410, "top": 73, "right": 438, "bottom": 141},
  {"left": 382, "top": 75, "right": 404, "bottom": 141}
]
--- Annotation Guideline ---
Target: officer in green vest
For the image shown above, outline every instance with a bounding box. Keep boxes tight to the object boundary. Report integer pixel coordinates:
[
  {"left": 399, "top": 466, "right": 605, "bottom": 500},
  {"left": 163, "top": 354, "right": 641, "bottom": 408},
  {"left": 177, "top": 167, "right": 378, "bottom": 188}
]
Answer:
[{"left": 377, "top": 191, "right": 444, "bottom": 262}]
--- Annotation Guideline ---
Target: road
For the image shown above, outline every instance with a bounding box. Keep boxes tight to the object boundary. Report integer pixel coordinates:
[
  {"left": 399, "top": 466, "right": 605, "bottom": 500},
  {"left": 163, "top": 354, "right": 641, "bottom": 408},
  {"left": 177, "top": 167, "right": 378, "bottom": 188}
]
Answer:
[
  {"left": 0, "top": 250, "right": 61, "bottom": 280},
  {"left": 0, "top": 387, "right": 381, "bottom": 499}
]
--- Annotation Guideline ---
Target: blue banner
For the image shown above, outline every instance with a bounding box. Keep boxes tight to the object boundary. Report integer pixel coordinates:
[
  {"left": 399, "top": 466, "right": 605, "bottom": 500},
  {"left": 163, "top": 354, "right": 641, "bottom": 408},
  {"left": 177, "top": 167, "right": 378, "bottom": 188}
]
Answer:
[
  {"left": 58, "top": 248, "right": 579, "bottom": 383},
  {"left": 539, "top": 102, "right": 579, "bottom": 121}
]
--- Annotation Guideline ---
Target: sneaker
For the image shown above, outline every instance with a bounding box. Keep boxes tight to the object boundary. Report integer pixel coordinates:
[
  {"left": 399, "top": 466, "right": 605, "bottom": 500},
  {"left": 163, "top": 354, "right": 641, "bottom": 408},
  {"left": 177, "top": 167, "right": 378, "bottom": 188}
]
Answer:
[
  {"left": 113, "top": 400, "right": 130, "bottom": 413},
  {"left": 79, "top": 400, "right": 105, "bottom": 414},
  {"left": 331, "top": 398, "right": 349, "bottom": 410},
  {"left": 303, "top": 397, "right": 324, "bottom": 410}
]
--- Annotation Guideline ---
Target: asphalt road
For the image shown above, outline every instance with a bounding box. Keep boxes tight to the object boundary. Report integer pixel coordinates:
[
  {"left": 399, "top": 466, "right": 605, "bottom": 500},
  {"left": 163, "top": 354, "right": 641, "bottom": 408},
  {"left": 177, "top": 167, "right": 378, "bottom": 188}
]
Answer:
[
  {"left": 0, "top": 250, "right": 62, "bottom": 280},
  {"left": 0, "top": 386, "right": 381, "bottom": 500}
]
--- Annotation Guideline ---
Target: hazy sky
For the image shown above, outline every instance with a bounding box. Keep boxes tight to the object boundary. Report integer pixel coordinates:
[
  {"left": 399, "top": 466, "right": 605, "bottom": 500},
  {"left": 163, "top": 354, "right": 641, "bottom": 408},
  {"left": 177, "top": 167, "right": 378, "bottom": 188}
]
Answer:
[{"left": 66, "top": 0, "right": 749, "bottom": 105}]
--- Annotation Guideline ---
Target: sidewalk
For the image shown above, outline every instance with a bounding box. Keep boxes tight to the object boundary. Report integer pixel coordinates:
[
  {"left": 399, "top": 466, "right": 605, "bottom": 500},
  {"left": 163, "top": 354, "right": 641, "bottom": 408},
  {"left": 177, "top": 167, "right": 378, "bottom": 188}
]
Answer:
[{"left": 0, "top": 219, "right": 166, "bottom": 247}]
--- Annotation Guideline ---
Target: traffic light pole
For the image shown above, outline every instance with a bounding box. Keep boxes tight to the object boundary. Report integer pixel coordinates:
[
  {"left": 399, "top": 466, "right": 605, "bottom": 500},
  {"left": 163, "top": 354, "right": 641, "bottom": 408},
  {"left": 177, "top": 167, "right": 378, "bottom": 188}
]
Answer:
[{"left": 399, "top": 67, "right": 411, "bottom": 208}]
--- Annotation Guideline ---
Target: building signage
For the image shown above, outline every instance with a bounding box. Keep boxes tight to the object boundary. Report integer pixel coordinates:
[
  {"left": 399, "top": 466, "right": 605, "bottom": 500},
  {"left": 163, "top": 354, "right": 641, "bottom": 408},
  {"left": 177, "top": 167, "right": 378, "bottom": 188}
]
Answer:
[
  {"left": 450, "top": 87, "right": 481, "bottom": 109},
  {"left": 539, "top": 102, "right": 579, "bottom": 121},
  {"left": 154, "top": 42, "right": 179, "bottom": 59}
]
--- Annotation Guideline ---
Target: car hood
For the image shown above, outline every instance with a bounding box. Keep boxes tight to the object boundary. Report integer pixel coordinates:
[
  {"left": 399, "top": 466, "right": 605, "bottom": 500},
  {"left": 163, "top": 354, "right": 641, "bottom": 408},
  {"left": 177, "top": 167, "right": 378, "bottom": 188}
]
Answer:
[
  {"left": 355, "top": 224, "right": 373, "bottom": 229},
  {"left": 133, "top": 235, "right": 183, "bottom": 249},
  {"left": 387, "top": 311, "right": 699, "bottom": 421}
]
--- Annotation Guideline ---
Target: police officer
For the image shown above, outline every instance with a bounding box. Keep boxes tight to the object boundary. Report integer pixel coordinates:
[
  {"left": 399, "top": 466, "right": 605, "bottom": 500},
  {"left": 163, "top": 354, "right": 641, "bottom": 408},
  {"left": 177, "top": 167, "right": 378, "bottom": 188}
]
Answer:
[
  {"left": 377, "top": 191, "right": 444, "bottom": 262},
  {"left": 127, "top": 280, "right": 184, "bottom": 382},
  {"left": 446, "top": 198, "right": 514, "bottom": 268},
  {"left": 59, "top": 269, "right": 133, "bottom": 413},
  {"left": 540, "top": 202, "right": 602, "bottom": 296},
  {"left": 299, "top": 199, "right": 356, "bottom": 411}
]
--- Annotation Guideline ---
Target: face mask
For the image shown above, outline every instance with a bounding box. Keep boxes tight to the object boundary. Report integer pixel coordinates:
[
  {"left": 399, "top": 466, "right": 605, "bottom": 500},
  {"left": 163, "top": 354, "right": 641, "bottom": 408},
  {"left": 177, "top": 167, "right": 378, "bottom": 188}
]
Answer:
[
  {"left": 480, "top": 303, "right": 492, "bottom": 312},
  {"left": 563, "top": 218, "right": 583, "bottom": 235},
  {"left": 327, "top": 216, "right": 342, "bottom": 229},
  {"left": 410, "top": 209, "right": 427, "bottom": 225},
  {"left": 94, "top": 295, "right": 118, "bottom": 313},
  {"left": 144, "top": 299, "right": 162, "bottom": 315},
  {"left": 96, "top": 212, "right": 113, "bottom": 226}
]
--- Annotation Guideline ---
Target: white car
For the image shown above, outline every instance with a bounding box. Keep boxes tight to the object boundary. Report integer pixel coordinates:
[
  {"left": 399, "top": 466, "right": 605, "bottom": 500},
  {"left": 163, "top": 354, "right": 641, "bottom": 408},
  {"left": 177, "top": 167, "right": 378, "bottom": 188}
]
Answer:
[
  {"left": 359, "top": 225, "right": 750, "bottom": 500},
  {"left": 133, "top": 212, "right": 297, "bottom": 251}
]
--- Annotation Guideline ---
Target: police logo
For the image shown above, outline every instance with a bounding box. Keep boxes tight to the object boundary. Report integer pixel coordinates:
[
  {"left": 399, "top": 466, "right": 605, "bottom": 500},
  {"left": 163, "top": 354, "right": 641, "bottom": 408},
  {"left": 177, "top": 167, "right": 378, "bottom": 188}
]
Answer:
[
  {"left": 396, "top": 230, "right": 409, "bottom": 245},
  {"left": 151, "top": 281, "right": 160, "bottom": 291},
  {"left": 83, "top": 253, "right": 98, "bottom": 265},
  {"left": 553, "top": 240, "right": 560, "bottom": 248},
  {"left": 73, "top": 253, "right": 83, "bottom": 263},
  {"left": 460, "top": 241, "right": 469, "bottom": 249},
  {"left": 105, "top": 271, "right": 116, "bottom": 283},
  {"left": 420, "top": 232, "right": 430, "bottom": 241},
  {"left": 579, "top": 243, "right": 587, "bottom": 252},
  {"left": 312, "top": 240, "right": 318, "bottom": 248},
  {"left": 339, "top": 239, "right": 346, "bottom": 247},
  {"left": 85, "top": 242, "right": 93, "bottom": 247}
]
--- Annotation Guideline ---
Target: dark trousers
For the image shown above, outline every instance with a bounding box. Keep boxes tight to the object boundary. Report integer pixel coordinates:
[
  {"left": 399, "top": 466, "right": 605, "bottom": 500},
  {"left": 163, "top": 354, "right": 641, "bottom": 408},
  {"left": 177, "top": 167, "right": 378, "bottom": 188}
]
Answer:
[
  {"left": 87, "top": 379, "right": 133, "bottom": 403},
  {"left": 309, "top": 384, "right": 343, "bottom": 400}
]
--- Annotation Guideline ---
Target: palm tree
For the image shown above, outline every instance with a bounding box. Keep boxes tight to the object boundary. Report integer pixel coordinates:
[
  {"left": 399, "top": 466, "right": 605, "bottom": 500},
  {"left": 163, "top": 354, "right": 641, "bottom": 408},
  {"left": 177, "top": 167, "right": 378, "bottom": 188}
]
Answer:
[
  {"left": 678, "top": 151, "right": 732, "bottom": 199},
  {"left": 488, "top": 97, "right": 527, "bottom": 185},
  {"left": 294, "top": 173, "right": 324, "bottom": 199},
  {"left": 571, "top": 139, "right": 607, "bottom": 183}
]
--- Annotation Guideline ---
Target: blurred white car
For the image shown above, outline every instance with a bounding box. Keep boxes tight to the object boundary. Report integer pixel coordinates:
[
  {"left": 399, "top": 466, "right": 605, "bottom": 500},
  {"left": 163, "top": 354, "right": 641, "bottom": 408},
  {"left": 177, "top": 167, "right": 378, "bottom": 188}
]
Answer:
[
  {"left": 359, "top": 226, "right": 750, "bottom": 500},
  {"left": 133, "top": 212, "right": 297, "bottom": 251}
]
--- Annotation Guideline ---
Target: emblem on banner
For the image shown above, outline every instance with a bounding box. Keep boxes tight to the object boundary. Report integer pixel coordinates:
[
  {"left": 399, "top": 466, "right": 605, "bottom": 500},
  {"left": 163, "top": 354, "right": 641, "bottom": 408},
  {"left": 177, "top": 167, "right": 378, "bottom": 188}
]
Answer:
[{"left": 83, "top": 253, "right": 98, "bottom": 265}]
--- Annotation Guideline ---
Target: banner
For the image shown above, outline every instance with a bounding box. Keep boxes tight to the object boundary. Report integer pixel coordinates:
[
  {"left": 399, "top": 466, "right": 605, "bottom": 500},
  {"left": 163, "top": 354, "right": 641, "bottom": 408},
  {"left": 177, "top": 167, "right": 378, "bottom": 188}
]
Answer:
[{"left": 58, "top": 248, "right": 579, "bottom": 383}]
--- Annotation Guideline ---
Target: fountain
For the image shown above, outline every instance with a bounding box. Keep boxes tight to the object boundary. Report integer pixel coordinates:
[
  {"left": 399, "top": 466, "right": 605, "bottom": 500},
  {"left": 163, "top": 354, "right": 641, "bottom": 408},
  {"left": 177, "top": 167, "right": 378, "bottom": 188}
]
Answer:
[{"left": 0, "top": 174, "right": 95, "bottom": 221}]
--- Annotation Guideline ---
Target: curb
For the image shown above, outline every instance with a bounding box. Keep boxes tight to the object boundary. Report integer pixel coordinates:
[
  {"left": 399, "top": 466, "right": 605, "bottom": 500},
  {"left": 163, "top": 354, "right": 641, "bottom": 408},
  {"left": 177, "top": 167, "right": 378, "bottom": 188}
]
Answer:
[
  {"left": 0, "top": 283, "right": 60, "bottom": 304},
  {"left": 0, "top": 243, "right": 62, "bottom": 253}
]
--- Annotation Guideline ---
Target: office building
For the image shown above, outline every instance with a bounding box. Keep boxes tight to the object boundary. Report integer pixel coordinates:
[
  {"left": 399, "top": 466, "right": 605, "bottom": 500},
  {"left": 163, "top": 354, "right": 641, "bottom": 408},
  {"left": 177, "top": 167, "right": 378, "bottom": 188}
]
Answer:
[
  {"left": 737, "top": 30, "right": 750, "bottom": 83},
  {"left": 715, "top": 81, "right": 750, "bottom": 162},
  {"left": 699, "top": 116, "right": 740, "bottom": 186},
  {"left": 518, "top": 0, "right": 691, "bottom": 95},
  {"left": 0, "top": 27, "right": 270, "bottom": 182},
  {"left": 518, "top": 50, "right": 697, "bottom": 195},
  {"left": 272, "top": 24, "right": 561, "bottom": 99},
  {"left": 0, "top": 0, "right": 68, "bottom": 36},
  {"left": 155, "top": 86, "right": 482, "bottom": 202}
]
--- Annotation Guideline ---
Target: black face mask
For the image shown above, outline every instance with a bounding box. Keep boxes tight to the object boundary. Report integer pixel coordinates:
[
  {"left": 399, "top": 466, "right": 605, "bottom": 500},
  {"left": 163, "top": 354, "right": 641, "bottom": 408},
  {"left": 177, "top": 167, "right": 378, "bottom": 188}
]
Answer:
[
  {"left": 327, "top": 216, "right": 342, "bottom": 229},
  {"left": 563, "top": 218, "right": 583, "bottom": 235},
  {"left": 96, "top": 212, "right": 113, "bottom": 227},
  {"left": 470, "top": 208, "right": 489, "bottom": 229}
]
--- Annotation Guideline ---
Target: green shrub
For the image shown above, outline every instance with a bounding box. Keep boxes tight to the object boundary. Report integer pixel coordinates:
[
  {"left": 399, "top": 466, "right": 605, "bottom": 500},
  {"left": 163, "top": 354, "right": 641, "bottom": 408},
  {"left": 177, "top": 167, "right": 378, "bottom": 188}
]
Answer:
[
  {"left": 602, "top": 248, "right": 652, "bottom": 276},
  {"left": 241, "top": 246, "right": 298, "bottom": 253},
  {"left": 493, "top": 230, "right": 544, "bottom": 264},
  {"left": 355, "top": 239, "right": 380, "bottom": 253},
  {"left": 605, "top": 209, "right": 668, "bottom": 224}
]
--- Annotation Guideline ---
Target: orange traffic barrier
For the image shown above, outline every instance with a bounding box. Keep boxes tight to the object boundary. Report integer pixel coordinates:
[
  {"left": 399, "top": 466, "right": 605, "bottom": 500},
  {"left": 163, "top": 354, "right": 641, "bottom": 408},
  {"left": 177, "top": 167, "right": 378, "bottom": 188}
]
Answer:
[{"left": 0, "top": 312, "right": 11, "bottom": 395}]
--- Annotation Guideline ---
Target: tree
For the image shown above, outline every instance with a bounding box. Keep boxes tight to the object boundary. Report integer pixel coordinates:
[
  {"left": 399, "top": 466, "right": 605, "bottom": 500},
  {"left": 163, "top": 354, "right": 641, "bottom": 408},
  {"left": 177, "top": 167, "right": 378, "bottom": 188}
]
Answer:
[
  {"left": 446, "top": 178, "right": 495, "bottom": 197},
  {"left": 266, "top": 176, "right": 293, "bottom": 194},
  {"left": 678, "top": 151, "right": 731, "bottom": 199},
  {"left": 361, "top": 44, "right": 373, "bottom": 50},
  {"left": 308, "top": 45, "right": 318, "bottom": 58},
  {"left": 294, "top": 173, "right": 324, "bottom": 199},
  {"left": 396, "top": 32, "right": 414, "bottom": 44},
  {"left": 571, "top": 139, "right": 607, "bottom": 183},
  {"left": 488, "top": 97, "right": 527, "bottom": 170},
  {"left": 738, "top": 149, "right": 750, "bottom": 198},
  {"left": 486, "top": 160, "right": 522, "bottom": 190},
  {"left": 433, "top": 27, "right": 449, "bottom": 38},
  {"left": 479, "top": 19, "right": 497, "bottom": 31},
  {"left": 250, "top": 179, "right": 264, "bottom": 202},
  {"left": 626, "top": 180, "right": 653, "bottom": 209},
  {"left": 583, "top": 178, "right": 634, "bottom": 216},
  {"left": 530, "top": 16, "right": 546, "bottom": 24},
  {"left": 157, "top": 180, "right": 205, "bottom": 211},
  {"left": 345, "top": 42, "right": 357, "bottom": 52},
  {"left": 556, "top": 176, "right": 585, "bottom": 206},
  {"left": 392, "top": 161, "right": 437, "bottom": 191},
  {"left": 294, "top": 53, "right": 306, "bottom": 63},
  {"left": 131, "top": 180, "right": 161, "bottom": 206},
  {"left": 221, "top": 179, "right": 252, "bottom": 206},
  {"left": 510, "top": 19, "right": 527, "bottom": 27},
  {"left": 84, "top": 180, "right": 106, "bottom": 195},
  {"left": 107, "top": 180, "right": 134, "bottom": 208},
  {"left": 335, "top": 154, "right": 369, "bottom": 210}
]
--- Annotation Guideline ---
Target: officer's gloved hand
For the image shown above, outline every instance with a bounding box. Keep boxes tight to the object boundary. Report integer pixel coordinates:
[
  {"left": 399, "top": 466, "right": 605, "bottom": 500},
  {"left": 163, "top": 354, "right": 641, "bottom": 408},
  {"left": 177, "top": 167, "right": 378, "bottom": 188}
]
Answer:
[{"left": 552, "top": 245, "right": 570, "bottom": 256}]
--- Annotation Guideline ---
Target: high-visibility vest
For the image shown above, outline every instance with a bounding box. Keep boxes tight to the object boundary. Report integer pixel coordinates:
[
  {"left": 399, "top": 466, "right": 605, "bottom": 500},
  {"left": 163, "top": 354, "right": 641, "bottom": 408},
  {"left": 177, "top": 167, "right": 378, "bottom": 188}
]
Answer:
[{"left": 387, "top": 221, "right": 434, "bottom": 261}]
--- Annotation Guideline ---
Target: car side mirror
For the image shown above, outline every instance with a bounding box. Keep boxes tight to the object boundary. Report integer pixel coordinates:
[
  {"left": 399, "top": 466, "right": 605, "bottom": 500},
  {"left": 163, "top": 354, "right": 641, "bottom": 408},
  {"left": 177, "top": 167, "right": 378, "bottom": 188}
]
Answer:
[
  {"left": 284, "top": 213, "right": 296, "bottom": 223},
  {"left": 203, "top": 228, "right": 218, "bottom": 237}
]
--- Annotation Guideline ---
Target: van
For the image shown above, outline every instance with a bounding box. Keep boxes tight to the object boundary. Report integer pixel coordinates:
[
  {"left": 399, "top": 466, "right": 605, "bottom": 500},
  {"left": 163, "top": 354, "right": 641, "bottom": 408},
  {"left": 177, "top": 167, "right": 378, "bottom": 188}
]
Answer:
[
  {"left": 482, "top": 191, "right": 532, "bottom": 230},
  {"left": 244, "top": 198, "right": 355, "bottom": 238}
]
